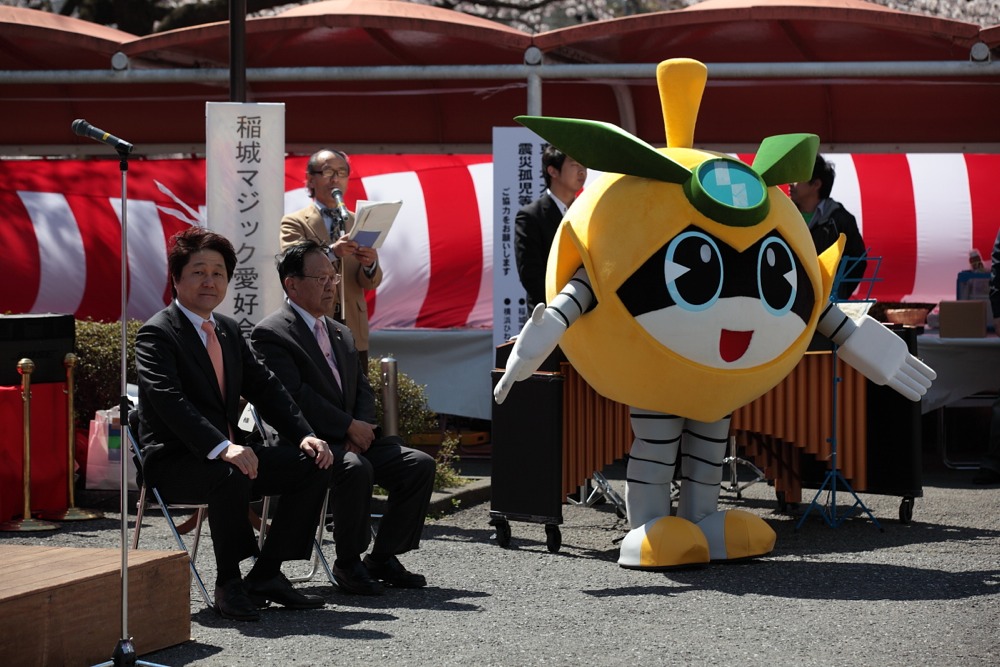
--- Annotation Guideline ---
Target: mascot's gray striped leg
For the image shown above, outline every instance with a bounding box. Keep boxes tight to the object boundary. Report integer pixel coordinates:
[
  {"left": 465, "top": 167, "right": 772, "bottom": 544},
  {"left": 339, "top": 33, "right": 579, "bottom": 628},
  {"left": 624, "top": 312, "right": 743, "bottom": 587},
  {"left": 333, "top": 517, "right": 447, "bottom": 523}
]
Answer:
[{"left": 619, "top": 413, "right": 775, "bottom": 569}]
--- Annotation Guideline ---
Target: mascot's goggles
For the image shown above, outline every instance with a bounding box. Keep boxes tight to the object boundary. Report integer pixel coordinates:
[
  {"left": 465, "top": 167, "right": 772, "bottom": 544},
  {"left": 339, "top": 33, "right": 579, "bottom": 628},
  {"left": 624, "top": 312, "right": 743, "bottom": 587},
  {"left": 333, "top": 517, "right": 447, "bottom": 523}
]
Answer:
[{"left": 683, "top": 158, "right": 769, "bottom": 228}]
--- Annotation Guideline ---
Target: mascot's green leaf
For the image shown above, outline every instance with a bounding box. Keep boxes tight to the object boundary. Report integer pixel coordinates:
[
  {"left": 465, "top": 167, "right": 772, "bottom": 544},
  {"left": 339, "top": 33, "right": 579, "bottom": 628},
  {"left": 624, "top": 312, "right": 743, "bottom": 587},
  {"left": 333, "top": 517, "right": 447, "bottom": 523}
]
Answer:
[
  {"left": 751, "top": 133, "right": 819, "bottom": 186},
  {"left": 516, "top": 115, "right": 691, "bottom": 184}
]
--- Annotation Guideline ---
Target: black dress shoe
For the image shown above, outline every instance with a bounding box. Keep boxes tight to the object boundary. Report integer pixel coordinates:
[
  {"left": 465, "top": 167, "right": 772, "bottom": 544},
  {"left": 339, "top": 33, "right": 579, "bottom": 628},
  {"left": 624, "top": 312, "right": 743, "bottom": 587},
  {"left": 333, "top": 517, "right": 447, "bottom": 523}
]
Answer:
[
  {"left": 364, "top": 555, "right": 427, "bottom": 588},
  {"left": 214, "top": 579, "right": 261, "bottom": 622},
  {"left": 245, "top": 573, "right": 325, "bottom": 610},
  {"left": 973, "top": 467, "right": 1000, "bottom": 485},
  {"left": 332, "top": 559, "right": 385, "bottom": 596}
]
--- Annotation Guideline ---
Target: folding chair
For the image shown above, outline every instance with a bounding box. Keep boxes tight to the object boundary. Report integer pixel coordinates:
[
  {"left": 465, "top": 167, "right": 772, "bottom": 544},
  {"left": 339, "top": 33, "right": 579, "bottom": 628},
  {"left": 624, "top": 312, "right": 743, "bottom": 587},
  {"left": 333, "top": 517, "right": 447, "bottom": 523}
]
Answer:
[
  {"left": 244, "top": 403, "right": 337, "bottom": 585},
  {"left": 126, "top": 410, "right": 213, "bottom": 607}
]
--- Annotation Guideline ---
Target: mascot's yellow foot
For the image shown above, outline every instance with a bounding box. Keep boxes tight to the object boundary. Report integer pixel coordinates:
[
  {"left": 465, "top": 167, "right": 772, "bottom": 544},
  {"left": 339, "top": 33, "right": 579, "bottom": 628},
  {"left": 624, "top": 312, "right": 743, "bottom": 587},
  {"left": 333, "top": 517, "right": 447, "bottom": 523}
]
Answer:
[
  {"left": 697, "top": 509, "right": 776, "bottom": 561},
  {"left": 618, "top": 516, "right": 710, "bottom": 570}
]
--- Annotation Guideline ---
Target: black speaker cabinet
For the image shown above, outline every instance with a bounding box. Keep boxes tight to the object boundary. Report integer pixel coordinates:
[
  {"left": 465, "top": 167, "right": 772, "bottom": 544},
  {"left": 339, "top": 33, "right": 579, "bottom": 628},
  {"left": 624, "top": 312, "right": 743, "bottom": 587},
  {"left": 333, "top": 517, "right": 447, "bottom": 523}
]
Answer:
[
  {"left": 490, "top": 369, "right": 564, "bottom": 523},
  {"left": 0, "top": 314, "right": 75, "bottom": 386},
  {"left": 865, "top": 326, "right": 923, "bottom": 498}
]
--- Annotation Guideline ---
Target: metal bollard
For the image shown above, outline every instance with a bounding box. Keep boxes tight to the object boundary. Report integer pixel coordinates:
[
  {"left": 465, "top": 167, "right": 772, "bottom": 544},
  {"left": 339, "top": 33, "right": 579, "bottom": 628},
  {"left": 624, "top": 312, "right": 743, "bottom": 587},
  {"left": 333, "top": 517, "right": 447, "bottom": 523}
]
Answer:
[
  {"left": 0, "top": 358, "right": 57, "bottom": 531},
  {"left": 40, "top": 353, "right": 101, "bottom": 521},
  {"left": 380, "top": 356, "right": 399, "bottom": 437}
]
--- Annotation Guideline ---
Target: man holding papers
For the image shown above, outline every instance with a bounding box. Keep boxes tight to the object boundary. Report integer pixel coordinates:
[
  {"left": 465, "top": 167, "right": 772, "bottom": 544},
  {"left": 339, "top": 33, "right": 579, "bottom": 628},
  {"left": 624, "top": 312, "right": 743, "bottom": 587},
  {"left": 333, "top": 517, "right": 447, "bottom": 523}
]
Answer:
[{"left": 281, "top": 148, "right": 383, "bottom": 367}]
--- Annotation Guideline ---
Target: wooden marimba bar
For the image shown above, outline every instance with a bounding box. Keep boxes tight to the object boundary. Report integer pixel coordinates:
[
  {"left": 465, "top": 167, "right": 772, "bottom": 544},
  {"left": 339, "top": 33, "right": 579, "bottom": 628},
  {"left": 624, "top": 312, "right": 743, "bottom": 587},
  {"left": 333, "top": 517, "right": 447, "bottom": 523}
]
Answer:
[
  {"left": 560, "top": 363, "right": 632, "bottom": 499},
  {"left": 731, "top": 351, "right": 868, "bottom": 504},
  {"left": 558, "top": 351, "right": 869, "bottom": 505}
]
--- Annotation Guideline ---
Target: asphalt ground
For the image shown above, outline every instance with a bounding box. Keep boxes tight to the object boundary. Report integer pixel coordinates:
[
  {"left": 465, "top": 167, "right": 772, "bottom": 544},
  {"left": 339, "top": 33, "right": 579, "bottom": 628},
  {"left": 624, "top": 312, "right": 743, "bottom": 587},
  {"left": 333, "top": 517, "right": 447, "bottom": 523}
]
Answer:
[{"left": 2, "top": 453, "right": 999, "bottom": 667}]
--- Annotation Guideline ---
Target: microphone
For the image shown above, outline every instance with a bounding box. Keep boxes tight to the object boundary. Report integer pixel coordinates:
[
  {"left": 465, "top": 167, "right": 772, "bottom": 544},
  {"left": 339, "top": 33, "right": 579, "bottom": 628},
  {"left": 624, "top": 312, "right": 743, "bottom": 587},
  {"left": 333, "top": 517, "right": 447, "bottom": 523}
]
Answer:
[
  {"left": 330, "top": 188, "right": 349, "bottom": 225},
  {"left": 71, "top": 119, "right": 134, "bottom": 154}
]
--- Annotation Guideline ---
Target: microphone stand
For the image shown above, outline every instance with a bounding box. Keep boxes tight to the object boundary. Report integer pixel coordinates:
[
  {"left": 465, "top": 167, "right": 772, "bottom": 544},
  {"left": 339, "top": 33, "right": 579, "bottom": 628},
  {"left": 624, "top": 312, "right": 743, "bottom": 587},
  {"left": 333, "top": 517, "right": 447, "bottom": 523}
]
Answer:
[
  {"left": 332, "top": 207, "right": 347, "bottom": 324},
  {"left": 93, "top": 147, "right": 166, "bottom": 667}
]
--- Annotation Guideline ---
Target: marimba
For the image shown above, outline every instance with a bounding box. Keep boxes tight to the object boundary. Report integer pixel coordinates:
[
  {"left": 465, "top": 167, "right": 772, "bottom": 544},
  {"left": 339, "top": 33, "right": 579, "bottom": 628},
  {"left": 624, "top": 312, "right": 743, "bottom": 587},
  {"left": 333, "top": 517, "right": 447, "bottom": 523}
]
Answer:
[{"left": 559, "top": 339, "right": 922, "bottom": 519}]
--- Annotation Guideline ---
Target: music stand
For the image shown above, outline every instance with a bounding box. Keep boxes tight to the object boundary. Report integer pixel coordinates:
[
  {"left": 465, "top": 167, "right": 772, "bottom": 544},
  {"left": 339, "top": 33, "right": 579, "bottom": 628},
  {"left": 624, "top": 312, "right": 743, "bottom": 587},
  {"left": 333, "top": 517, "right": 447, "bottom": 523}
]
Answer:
[
  {"left": 795, "top": 252, "right": 883, "bottom": 532},
  {"left": 85, "top": 138, "right": 166, "bottom": 667}
]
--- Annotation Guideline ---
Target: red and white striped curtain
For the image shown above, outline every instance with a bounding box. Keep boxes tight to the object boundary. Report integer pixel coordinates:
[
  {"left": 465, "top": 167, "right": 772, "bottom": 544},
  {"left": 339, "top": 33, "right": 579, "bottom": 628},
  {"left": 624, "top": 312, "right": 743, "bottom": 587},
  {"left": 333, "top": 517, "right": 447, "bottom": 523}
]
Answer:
[{"left": 1, "top": 153, "right": 998, "bottom": 328}]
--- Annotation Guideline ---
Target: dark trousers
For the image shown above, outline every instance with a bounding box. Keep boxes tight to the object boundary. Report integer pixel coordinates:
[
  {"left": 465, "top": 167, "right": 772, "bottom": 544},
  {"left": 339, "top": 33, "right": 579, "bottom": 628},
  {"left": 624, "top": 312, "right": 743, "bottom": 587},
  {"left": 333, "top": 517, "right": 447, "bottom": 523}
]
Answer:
[
  {"left": 144, "top": 445, "right": 331, "bottom": 577},
  {"left": 328, "top": 435, "right": 435, "bottom": 562}
]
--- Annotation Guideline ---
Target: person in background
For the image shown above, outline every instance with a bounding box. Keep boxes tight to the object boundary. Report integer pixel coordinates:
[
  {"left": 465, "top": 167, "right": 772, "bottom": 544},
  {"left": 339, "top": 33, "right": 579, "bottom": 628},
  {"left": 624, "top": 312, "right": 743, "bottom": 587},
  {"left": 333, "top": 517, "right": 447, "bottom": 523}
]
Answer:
[
  {"left": 790, "top": 154, "right": 868, "bottom": 301},
  {"left": 514, "top": 145, "right": 588, "bottom": 312},
  {"left": 281, "top": 148, "right": 382, "bottom": 368},
  {"left": 251, "top": 240, "right": 435, "bottom": 594},
  {"left": 973, "top": 227, "right": 1000, "bottom": 485},
  {"left": 134, "top": 226, "right": 333, "bottom": 622}
]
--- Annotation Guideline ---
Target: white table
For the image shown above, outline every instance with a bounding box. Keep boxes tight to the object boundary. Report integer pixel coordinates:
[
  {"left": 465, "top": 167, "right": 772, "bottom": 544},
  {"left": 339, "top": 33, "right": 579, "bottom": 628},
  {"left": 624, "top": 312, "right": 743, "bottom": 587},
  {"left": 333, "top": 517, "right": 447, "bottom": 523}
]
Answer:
[{"left": 917, "top": 332, "right": 1000, "bottom": 414}]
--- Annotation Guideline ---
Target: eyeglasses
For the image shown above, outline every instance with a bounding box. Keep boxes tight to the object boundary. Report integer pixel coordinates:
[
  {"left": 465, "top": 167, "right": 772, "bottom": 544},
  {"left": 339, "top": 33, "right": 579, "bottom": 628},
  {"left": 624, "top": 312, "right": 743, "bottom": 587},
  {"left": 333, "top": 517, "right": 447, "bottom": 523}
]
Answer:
[
  {"left": 299, "top": 273, "right": 341, "bottom": 287},
  {"left": 309, "top": 168, "right": 350, "bottom": 180}
]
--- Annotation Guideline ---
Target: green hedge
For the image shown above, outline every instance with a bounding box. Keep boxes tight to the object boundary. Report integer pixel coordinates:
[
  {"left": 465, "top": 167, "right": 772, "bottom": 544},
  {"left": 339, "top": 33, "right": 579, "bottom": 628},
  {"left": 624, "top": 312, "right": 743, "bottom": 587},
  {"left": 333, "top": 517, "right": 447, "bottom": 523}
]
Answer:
[{"left": 73, "top": 319, "right": 140, "bottom": 431}]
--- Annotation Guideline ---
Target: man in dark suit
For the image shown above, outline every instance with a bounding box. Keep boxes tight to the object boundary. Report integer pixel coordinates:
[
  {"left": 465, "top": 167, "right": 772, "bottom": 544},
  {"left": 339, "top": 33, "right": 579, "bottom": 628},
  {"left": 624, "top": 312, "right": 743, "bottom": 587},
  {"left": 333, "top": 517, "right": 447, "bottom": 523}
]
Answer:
[
  {"left": 251, "top": 240, "right": 434, "bottom": 595},
  {"left": 135, "top": 227, "right": 334, "bottom": 622},
  {"left": 514, "top": 145, "right": 587, "bottom": 311}
]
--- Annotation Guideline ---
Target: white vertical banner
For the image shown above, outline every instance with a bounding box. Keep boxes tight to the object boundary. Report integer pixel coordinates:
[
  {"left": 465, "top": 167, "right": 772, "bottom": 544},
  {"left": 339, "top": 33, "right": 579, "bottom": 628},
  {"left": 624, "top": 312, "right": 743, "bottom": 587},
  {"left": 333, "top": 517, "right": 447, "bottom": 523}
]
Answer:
[
  {"left": 206, "top": 102, "right": 285, "bottom": 335},
  {"left": 492, "top": 127, "right": 548, "bottom": 352}
]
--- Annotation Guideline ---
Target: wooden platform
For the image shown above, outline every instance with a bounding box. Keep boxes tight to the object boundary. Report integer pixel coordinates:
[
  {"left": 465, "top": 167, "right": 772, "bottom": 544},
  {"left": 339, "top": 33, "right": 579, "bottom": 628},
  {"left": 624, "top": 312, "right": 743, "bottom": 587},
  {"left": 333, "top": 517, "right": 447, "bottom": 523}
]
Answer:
[{"left": 0, "top": 545, "right": 190, "bottom": 666}]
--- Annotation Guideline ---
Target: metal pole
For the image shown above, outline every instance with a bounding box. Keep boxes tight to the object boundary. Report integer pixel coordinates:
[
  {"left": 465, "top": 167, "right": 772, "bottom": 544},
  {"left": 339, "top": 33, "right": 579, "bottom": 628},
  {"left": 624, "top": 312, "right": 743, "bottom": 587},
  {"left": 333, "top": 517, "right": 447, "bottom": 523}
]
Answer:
[
  {"left": 0, "top": 359, "right": 57, "bottom": 531},
  {"left": 380, "top": 357, "right": 399, "bottom": 437},
  {"left": 230, "top": 0, "right": 247, "bottom": 102},
  {"left": 524, "top": 46, "right": 543, "bottom": 117},
  {"left": 39, "top": 353, "right": 102, "bottom": 521},
  {"left": 4, "top": 59, "right": 998, "bottom": 85}
]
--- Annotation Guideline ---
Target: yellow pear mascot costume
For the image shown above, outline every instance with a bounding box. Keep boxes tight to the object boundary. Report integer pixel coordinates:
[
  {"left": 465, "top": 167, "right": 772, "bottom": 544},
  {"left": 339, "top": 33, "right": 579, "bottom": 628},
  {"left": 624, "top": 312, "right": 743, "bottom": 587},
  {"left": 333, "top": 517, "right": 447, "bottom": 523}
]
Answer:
[{"left": 494, "top": 59, "right": 935, "bottom": 569}]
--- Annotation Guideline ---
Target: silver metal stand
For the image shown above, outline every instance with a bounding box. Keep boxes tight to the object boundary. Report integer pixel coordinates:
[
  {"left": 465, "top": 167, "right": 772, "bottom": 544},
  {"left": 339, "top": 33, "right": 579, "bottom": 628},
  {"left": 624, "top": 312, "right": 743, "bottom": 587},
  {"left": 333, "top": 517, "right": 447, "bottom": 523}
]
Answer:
[
  {"left": 721, "top": 435, "right": 766, "bottom": 499},
  {"left": 795, "top": 258, "right": 882, "bottom": 533},
  {"left": 91, "top": 145, "right": 166, "bottom": 667},
  {"left": 567, "top": 472, "right": 627, "bottom": 519}
]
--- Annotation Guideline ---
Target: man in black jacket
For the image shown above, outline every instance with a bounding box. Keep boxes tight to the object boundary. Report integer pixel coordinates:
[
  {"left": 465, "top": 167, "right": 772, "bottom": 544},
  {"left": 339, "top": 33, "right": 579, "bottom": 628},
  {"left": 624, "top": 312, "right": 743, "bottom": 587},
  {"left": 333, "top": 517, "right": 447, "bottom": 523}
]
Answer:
[
  {"left": 251, "top": 241, "right": 435, "bottom": 595},
  {"left": 790, "top": 154, "right": 868, "bottom": 301},
  {"left": 514, "top": 145, "right": 587, "bottom": 312}
]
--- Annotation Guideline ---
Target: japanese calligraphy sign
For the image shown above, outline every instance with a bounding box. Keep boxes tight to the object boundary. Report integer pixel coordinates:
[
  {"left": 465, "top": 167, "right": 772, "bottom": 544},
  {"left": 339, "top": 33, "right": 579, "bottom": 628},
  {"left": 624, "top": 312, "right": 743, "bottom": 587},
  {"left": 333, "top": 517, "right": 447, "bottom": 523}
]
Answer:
[{"left": 206, "top": 102, "right": 285, "bottom": 335}]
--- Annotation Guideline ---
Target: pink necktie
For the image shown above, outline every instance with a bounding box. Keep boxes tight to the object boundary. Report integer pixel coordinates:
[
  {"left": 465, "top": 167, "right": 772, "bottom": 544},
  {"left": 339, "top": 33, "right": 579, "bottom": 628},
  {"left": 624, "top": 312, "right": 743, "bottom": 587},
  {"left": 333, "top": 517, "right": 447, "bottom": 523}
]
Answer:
[
  {"left": 314, "top": 319, "right": 343, "bottom": 391},
  {"left": 201, "top": 320, "right": 225, "bottom": 395}
]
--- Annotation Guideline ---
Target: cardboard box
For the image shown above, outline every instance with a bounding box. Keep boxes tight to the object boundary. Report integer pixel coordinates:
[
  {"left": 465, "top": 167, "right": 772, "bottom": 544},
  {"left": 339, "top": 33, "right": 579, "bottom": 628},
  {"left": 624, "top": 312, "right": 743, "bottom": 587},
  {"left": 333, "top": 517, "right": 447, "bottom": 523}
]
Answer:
[
  {"left": 956, "top": 270, "right": 995, "bottom": 329},
  {"left": 938, "top": 300, "right": 987, "bottom": 338}
]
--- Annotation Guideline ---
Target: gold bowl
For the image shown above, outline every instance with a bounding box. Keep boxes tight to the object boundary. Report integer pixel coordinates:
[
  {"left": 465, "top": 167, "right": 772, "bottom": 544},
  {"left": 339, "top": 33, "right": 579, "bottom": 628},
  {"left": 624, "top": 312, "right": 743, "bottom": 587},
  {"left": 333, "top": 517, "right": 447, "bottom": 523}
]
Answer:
[{"left": 885, "top": 308, "right": 930, "bottom": 326}]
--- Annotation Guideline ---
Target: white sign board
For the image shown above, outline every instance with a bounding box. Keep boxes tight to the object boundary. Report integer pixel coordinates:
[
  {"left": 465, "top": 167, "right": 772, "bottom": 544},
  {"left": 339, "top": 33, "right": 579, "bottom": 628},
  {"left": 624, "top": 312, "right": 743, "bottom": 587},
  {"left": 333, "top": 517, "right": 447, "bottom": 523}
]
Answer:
[{"left": 205, "top": 102, "right": 285, "bottom": 335}]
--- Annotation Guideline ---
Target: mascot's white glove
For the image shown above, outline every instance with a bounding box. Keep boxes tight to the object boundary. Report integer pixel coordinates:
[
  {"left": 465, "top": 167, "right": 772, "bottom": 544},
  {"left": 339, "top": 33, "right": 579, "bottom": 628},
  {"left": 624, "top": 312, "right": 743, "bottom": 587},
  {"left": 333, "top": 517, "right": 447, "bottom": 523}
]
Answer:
[
  {"left": 837, "top": 315, "right": 936, "bottom": 402},
  {"left": 493, "top": 303, "right": 567, "bottom": 404}
]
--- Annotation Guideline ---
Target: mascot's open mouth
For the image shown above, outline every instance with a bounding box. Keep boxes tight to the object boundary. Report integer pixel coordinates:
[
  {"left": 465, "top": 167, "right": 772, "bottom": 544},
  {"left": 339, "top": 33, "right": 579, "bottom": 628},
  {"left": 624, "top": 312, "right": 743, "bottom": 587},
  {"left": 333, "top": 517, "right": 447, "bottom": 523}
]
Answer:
[{"left": 720, "top": 329, "right": 753, "bottom": 362}]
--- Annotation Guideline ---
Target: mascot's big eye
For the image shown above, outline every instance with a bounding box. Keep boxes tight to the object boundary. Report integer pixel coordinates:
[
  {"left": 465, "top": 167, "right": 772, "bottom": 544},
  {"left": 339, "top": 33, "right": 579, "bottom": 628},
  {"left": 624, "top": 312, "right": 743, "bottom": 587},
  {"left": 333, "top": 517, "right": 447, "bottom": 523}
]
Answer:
[
  {"left": 665, "top": 231, "right": 723, "bottom": 311},
  {"left": 757, "top": 237, "right": 797, "bottom": 315}
]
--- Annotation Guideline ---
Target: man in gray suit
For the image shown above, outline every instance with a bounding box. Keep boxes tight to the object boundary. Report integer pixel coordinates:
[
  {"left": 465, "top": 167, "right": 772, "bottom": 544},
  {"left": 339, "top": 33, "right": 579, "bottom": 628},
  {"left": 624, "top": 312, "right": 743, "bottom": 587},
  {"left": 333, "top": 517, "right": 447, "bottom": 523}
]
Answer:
[{"left": 251, "top": 240, "right": 435, "bottom": 595}]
